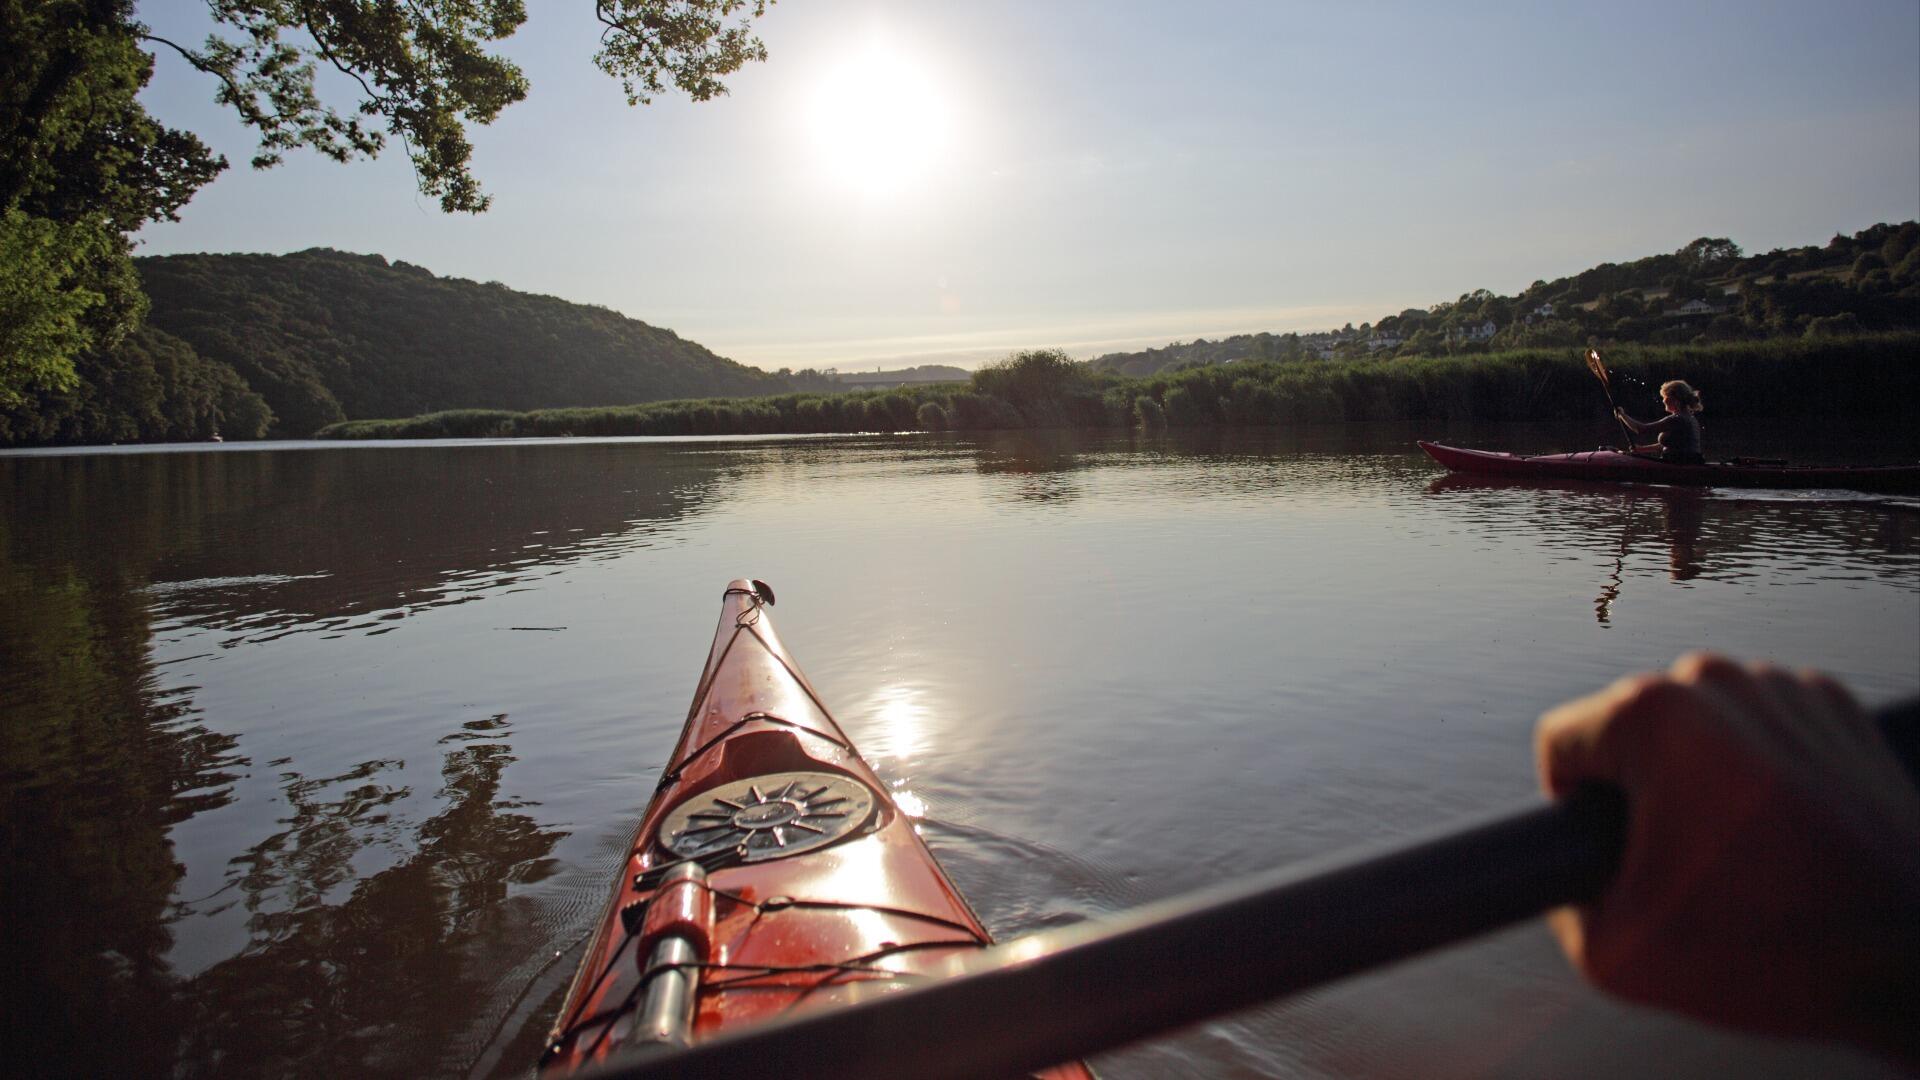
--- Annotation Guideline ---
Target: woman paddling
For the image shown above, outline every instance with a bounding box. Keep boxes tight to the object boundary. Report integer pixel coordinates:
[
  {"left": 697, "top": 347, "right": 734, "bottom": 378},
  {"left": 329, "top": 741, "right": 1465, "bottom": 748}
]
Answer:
[{"left": 1614, "top": 380, "right": 1704, "bottom": 464}]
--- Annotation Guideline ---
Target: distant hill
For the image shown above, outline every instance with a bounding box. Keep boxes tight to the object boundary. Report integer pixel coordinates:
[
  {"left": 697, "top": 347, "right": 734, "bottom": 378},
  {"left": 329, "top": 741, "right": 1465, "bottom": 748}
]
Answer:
[
  {"left": 1090, "top": 221, "right": 1920, "bottom": 375},
  {"left": 829, "top": 364, "right": 969, "bottom": 388},
  {"left": 1087, "top": 332, "right": 1329, "bottom": 376},
  {"left": 136, "top": 249, "right": 796, "bottom": 436}
]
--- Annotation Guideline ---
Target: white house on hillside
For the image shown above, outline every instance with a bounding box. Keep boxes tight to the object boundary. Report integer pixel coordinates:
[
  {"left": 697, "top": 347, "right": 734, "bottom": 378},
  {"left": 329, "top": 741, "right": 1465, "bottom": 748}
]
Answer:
[
  {"left": 1449, "top": 319, "right": 1499, "bottom": 343},
  {"left": 1667, "top": 298, "right": 1724, "bottom": 317}
]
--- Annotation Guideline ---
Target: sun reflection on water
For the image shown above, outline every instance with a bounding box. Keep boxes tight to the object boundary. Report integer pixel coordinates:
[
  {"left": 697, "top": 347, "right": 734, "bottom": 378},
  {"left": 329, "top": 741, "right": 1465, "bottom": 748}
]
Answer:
[
  {"left": 861, "top": 684, "right": 935, "bottom": 824},
  {"left": 890, "top": 784, "right": 927, "bottom": 819},
  {"left": 863, "top": 683, "right": 930, "bottom": 764}
]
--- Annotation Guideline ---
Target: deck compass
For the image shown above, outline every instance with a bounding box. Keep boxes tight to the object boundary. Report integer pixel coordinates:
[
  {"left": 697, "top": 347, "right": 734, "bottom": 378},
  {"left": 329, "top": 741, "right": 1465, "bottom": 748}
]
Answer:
[{"left": 659, "top": 771, "right": 877, "bottom": 862}]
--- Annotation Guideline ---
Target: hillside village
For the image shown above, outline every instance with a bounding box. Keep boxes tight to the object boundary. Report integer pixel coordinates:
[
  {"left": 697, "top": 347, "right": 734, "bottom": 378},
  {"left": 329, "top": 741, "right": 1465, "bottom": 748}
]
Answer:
[{"left": 1090, "top": 223, "right": 1918, "bottom": 376}]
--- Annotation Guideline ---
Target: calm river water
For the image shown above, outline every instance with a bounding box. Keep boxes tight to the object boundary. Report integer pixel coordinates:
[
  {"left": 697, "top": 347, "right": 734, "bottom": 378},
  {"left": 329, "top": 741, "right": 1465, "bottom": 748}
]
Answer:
[{"left": 3, "top": 424, "right": 1915, "bottom": 1079}]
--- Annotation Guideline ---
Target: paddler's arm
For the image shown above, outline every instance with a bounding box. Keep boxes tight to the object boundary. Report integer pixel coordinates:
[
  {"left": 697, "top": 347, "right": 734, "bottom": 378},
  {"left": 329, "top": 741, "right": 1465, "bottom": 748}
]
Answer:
[
  {"left": 1612, "top": 410, "right": 1674, "bottom": 455},
  {"left": 1535, "top": 654, "right": 1920, "bottom": 1069}
]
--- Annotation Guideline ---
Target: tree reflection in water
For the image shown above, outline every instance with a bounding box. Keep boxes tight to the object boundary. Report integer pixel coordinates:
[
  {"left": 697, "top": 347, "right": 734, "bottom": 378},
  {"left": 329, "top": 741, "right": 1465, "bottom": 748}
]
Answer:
[
  {"left": 1, "top": 556, "right": 564, "bottom": 1077},
  {"left": 0, "top": 550, "right": 564, "bottom": 1078},
  {"left": 1, "top": 444, "right": 715, "bottom": 1077},
  {"left": 1, "top": 553, "right": 246, "bottom": 1076},
  {"left": 174, "top": 713, "right": 562, "bottom": 1077},
  {"left": 973, "top": 430, "right": 1086, "bottom": 503}
]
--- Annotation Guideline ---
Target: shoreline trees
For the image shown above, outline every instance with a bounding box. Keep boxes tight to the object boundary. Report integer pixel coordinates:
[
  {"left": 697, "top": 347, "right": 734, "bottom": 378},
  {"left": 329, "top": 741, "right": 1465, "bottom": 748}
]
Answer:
[
  {"left": 1, "top": 0, "right": 774, "bottom": 418},
  {"left": 312, "top": 335, "right": 1920, "bottom": 442}
]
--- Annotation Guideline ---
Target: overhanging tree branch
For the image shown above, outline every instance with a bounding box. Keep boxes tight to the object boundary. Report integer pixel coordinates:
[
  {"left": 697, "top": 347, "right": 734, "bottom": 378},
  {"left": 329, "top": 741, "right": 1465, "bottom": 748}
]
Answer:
[{"left": 139, "top": 32, "right": 251, "bottom": 112}]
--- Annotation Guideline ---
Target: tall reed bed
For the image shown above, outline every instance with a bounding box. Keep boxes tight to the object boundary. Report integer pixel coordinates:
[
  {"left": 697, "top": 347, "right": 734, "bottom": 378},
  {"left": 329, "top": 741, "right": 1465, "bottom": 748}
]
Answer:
[{"left": 318, "top": 335, "right": 1918, "bottom": 439}]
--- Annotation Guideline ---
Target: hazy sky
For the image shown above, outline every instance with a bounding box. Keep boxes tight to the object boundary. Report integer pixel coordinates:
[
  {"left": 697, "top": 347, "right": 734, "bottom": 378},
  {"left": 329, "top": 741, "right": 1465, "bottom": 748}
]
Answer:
[{"left": 135, "top": 1, "right": 1920, "bottom": 372}]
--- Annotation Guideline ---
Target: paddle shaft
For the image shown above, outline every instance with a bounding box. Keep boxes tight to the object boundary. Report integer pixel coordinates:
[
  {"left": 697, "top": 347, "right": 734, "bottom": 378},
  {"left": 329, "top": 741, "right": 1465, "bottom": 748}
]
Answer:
[
  {"left": 1588, "top": 350, "right": 1639, "bottom": 451},
  {"left": 581, "top": 699, "right": 1920, "bottom": 1080},
  {"left": 1604, "top": 387, "right": 1639, "bottom": 451}
]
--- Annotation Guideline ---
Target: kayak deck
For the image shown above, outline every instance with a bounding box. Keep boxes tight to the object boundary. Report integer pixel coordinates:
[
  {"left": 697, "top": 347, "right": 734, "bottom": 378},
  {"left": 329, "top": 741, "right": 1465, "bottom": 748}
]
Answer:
[
  {"left": 540, "top": 580, "right": 1092, "bottom": 1078},
  {"left": 1417, "top": 440, "right": 1920, "bottom": 493}
]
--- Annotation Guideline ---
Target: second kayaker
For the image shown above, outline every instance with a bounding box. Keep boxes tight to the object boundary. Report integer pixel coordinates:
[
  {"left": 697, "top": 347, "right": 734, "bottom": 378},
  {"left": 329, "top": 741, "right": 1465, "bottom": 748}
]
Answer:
[{"left": 1614, "top": 381, "right": 1704, "bottom": 463}]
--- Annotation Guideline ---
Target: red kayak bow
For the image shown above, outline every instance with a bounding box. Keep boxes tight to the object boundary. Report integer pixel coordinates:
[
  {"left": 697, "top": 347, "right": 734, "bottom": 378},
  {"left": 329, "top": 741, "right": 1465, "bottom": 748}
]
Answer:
[{"left": 540, "top": 580, "right": 1093, "bottom": 1079}]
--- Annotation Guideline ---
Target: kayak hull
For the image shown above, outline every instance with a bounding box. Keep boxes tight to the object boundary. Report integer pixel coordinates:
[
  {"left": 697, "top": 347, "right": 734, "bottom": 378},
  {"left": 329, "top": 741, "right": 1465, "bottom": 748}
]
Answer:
[
  {"left": 1417, "top": 441, "right": 1920, "bottom": 493},
  {"left": 541, "top": 580, "right": 1093, "bottom": 1078}
]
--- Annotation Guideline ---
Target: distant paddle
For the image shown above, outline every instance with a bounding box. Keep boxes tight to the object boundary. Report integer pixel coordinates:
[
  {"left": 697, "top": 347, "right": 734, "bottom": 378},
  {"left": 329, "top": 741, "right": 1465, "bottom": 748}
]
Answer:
[{"left": 1586, "top": 348, "right": 1637, "bottom": 452}]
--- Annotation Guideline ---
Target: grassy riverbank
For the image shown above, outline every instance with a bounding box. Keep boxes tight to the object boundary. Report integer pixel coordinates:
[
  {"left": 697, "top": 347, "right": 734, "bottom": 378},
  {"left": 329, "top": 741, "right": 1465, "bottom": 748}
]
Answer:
[{"left": 317, "top": 334, "right": 1919, "bottom": 440}]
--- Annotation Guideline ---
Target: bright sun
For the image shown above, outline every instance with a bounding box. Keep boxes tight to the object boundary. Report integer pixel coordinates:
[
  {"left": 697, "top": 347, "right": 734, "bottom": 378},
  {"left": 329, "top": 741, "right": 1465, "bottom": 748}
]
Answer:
[{"left": 806, "top": 39, "right": 953, "bottom": 201}]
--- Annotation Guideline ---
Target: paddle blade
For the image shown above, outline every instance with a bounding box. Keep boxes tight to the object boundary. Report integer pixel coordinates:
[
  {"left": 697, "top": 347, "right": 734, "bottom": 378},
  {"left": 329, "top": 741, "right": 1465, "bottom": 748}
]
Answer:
[{"left": 1585, "top": 348, "right": 1611, "bottom": 390}]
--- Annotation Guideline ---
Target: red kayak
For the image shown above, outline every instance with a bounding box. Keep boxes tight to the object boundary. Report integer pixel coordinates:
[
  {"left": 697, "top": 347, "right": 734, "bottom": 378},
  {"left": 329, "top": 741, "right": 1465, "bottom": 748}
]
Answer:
[
  {"left": 1418, "top": 441, "right": 1920, "bottom": 494},
  {"left": 540, "top": 580, "right": 1094, "bottom": 1079}
]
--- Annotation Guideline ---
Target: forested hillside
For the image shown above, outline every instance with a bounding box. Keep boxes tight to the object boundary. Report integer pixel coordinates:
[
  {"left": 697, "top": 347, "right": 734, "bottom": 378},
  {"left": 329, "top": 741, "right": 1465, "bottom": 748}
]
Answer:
[
  {"left": 1, "top": 248, "right": 821, "bottom": 446},
  {"left": 135, "top": 250, "right": 796, "bottom": 437},
  {"left": 0, "top": 324, "right": 275, "bottom": 447},
  {"left": 1091, "top": 222, "right": 1920, "bottom": 375}
]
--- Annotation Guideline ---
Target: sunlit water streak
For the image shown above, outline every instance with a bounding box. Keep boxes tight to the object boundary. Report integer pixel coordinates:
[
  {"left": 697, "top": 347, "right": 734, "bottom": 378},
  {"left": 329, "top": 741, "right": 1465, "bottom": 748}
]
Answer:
[{"left": 2, "top": 426, "right": 1913, "bottom": 1079}]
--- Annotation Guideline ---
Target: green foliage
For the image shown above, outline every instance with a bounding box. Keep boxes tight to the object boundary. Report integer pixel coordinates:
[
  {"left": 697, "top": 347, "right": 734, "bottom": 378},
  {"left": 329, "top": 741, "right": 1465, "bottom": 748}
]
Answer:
[
  {"left": 0, "top": 0, "right": 774, "bottom": 432},
  {"left": 1675, "top": 236, "right": 1742, "bottom": 275},
  {"left": 1161, "top": 385, "right": 1204, "bottom": 427},
  {"left": 1894, "top": 247, "right": 1920, "bottom": 286},
  {"left": 1, "top": 1, "right": 225, "bottom": 231},
  {"left": 1880, "top": 223, "right": 1920, "bottom": 268},
  {"left": 0, "top": 1, "right": 224, "bottom": 405},
  {"left": 0, "top": 212, "right": 122, "bottom": 405},
  {"left": 968, "top": 348, "right": 1112, "bottom": 427},
  {"left": 871, "top": 393, "right": 917, "bottom": 431},
  {"left": 793, "top": 396, "right": 830, "bottom": 431},
  {"left": 593, "top": 1, "right": 774, "bottom": 107},
  {"left": 132, "top": 249, "right": 795, "bottom": 436},
  {"left": 157, "top": 1, "right": 528, "bottom": 212},
  {"left": 125, "top": 1, "right": 773, "bottom": 214},
  {"left": 318, "top": 335, "right": 1920, "bottom": 442},
  {"left": 944, "top": 392, "right": 1024, "bottom": 430},
  {"left": 0, "top": 325, "right": 272, "bottom": 445},
  {"left": 9, "top": 244, "right": 825, "bottom": 445},
  {"left": 319, "top": 382, "right": 956, "bottom": 440},
  {"left": 1222, "top": 377, "right": 1283, "bottom": 425},
  {"left": 969, "top": 348, "right": 1081, "bottom": 401},
  {"left": 1805, "top": 313, "right": 1863, "bottom": 339}
]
